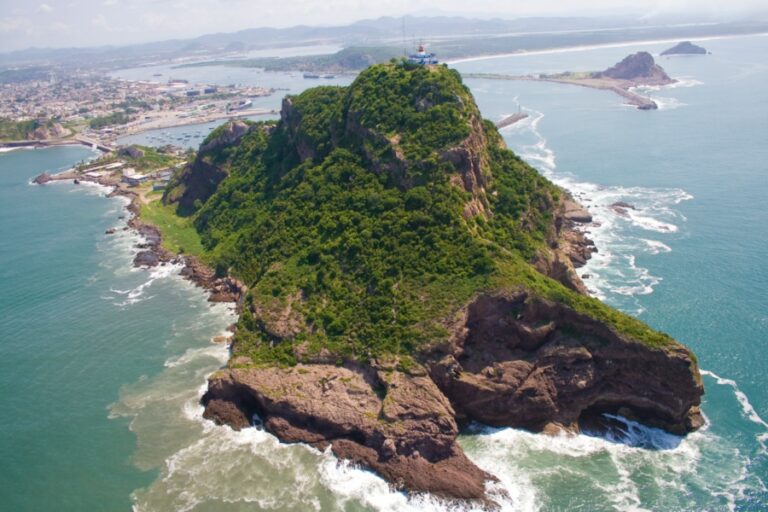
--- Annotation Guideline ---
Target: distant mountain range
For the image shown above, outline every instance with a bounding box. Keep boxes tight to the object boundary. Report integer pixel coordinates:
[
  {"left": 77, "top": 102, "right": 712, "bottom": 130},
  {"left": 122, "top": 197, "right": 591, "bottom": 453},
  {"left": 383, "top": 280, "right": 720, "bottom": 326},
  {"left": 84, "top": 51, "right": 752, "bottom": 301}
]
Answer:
[{"left": 1, "top": 15, "right": 766, "bottom": 71}]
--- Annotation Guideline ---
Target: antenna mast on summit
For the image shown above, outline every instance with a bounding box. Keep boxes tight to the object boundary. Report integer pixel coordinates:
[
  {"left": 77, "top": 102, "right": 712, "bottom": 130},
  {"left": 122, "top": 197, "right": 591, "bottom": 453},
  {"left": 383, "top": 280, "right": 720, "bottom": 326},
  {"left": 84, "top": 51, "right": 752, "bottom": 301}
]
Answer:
[{"left": 402, "top": 16, "right": 406, "bottom": 57}]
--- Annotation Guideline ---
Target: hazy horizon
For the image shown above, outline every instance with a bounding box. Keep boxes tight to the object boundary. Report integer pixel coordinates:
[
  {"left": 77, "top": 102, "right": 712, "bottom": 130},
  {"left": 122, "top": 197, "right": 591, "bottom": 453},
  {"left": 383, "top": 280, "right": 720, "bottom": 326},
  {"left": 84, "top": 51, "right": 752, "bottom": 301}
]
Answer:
[{"left": 2, "top": 0, "right": 768, "bottom": 53}]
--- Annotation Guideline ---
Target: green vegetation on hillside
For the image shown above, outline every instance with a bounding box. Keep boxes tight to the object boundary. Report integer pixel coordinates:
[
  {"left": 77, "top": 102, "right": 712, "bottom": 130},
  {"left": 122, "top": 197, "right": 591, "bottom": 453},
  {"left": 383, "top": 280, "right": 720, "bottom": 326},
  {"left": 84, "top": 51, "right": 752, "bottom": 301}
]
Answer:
[
  {"left": 177, "top": 46, "right": 402, "bottom": 72},
  {"left": 161, "top": 62, "right": 674, "bottom": 367},
  {"left": 140, "top": 198, "right": 205, "bottom": 257},
  {"left": 0, "top": 117, "right": 52, "bottom": 141},
  {"left": 126, "top": 146, "right": 180, "bottom": 172},
  {"left": 88, "top": 111, "right": 130, "bottom": 129},
  {"left": 76, "top": 145, "right": 182, "bottom": 174}
]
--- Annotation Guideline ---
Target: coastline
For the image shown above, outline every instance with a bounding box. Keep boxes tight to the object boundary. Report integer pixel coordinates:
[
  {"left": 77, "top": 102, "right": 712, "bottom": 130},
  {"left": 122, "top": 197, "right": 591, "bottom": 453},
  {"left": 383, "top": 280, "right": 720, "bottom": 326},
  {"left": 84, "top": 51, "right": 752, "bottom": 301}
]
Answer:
[
  {"left": 33, "top": 168, "right": 246, "bottom": 312},
  {"left": 113, "top": 107, "right": 277, "bottom": 138},
  {"left": 10, "top": 35, "right": 768, "bottom": 510},
  {"left": 446, "top": 31, "right": 768, "bottom": 64},
  {"left": 1, "top": 108, "right": 278, "bottom": 155},
  {"left": 463, "top": 72, "right": 665, "bottom": 110}
]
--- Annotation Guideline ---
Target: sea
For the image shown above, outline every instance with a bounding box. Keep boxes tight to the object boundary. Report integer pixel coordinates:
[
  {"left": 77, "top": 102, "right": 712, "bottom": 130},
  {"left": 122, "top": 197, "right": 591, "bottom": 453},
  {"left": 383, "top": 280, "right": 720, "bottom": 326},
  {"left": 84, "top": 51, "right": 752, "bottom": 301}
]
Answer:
[{"left": 1, "top": 33, "right": 766, "bottom": 511}]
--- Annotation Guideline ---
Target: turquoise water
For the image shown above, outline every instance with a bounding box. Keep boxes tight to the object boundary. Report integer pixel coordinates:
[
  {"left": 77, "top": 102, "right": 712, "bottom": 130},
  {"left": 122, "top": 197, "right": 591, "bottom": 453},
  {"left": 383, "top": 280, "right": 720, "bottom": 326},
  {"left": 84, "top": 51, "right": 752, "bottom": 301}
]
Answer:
[
  {"left": 0, "top": 147, "right": 236, "bottom": 510},
  {"left": 1, "top": 34, "right": 766, "bottom": 511}
]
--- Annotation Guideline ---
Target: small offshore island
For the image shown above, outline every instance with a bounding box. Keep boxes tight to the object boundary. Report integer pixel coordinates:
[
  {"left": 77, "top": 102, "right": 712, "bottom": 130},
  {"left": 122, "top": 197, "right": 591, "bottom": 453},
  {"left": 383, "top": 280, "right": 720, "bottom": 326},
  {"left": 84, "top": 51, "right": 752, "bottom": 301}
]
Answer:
[
  {"left": 662, "top": 41, "right": 709, "bottom": 55},
  {"left": 37, "top": 62, "right": 704, "bottom": 504}
]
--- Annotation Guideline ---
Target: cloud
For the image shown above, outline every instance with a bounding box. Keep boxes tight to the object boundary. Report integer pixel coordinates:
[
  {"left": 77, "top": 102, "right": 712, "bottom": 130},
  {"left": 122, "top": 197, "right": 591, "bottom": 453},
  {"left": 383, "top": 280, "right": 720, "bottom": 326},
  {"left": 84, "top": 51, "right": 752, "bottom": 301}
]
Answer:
[
  {"left": 91, "top": 13, "right": 109, "bottom": 29},
  {"left": 37, "top": 3, "right": 53, "bottom": 13},
  {"left": 0, "top": 17, "right": 33, "bottom": 34}
]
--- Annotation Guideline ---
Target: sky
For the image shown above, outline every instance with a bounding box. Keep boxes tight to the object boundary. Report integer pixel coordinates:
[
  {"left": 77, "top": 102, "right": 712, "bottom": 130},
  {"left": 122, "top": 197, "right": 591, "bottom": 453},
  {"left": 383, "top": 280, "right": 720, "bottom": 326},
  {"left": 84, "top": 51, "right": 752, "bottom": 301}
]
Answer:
[{"left": 0, "top": 0, "right": 766, "bottom": 52}]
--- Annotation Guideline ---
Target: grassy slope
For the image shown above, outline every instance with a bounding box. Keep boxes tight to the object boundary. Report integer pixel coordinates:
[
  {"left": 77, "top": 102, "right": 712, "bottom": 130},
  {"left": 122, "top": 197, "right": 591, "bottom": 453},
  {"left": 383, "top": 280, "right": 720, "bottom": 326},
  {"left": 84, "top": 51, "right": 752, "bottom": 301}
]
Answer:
[{"left": 140, "top": 197, "right": 205, "bottom": 257}]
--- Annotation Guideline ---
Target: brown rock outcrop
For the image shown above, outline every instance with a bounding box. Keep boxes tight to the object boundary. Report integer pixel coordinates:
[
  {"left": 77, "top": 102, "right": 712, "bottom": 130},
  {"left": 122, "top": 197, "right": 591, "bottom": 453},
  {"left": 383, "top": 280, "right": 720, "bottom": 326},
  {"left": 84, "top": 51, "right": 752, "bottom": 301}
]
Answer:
[
  {"left": 202, "top": 362, "right": 492, "bottom": 500},
  {"left": 427, "top": 291, "right": 703, "bottom": 435},
  {"left": 593, "top": 52, "right": 673, "bottom": 85},
  {"left": 441, "top": 112, "right": 492, "bottom": 219},
  {"left": 33, "top": 172, "right": 52, "bottom": 184},
  {"left": 203, "top": 288, "right": 704, "bottom": 502},
  {"left": 118, "top": 145, "right": 145, "bottom": 159},
  {"left": 163, "top": 120, "right": 263, "bottom": 215},
  {"left": 179, "top": 255, "right": 246, "bottom": 304},
  {"left": 534, "top": 196, "right": 597, "bottom": 294}
]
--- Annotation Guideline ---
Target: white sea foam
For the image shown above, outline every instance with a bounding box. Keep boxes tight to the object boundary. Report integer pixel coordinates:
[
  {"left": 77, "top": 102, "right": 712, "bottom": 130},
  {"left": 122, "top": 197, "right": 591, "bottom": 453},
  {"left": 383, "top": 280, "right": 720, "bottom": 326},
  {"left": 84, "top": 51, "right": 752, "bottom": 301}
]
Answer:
[
  {"left": 665, "top": 77, "right": 705, "bottom": 89},
  {"left": 69, "top": 179, "right": 114, "bottom": 197},
  {"left": 652, "top": 95, "right": 686, "bottom": 111},
  {"left": 164, "top": 344, "right": 229, "bottom": 368},
  {"left": 701, "top": 369, "right": 768, "bottom": 452},
  {"left": 640, "top": 239, "right": 672, "bottom": 255},
  {"left": 113, "top": 262, "right": 183, "bottom": 306},
  {"left": 511, "top": 109, "right": 691, "bottom": 313}
]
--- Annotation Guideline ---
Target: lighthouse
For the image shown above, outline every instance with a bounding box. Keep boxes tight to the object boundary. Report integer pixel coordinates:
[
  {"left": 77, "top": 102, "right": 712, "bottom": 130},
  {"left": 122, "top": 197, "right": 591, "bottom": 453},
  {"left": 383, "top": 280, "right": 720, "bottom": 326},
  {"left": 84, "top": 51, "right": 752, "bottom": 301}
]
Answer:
[{"left": 408, "top": 43, "right": 438, "bottom": 65}]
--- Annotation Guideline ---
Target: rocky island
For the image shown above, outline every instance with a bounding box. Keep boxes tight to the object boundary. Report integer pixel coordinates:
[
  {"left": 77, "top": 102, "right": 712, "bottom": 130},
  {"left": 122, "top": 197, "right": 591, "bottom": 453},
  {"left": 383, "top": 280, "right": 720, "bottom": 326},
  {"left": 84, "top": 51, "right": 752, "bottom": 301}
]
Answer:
[
  {"left": 151, "top": 62, "right": 703, "bottom": 503},
  {"left": 465, "top": 51, "right": 676, "bottom": 110},
  {"left": 661, "top": 41, "right": 708, "bottom": 55}
]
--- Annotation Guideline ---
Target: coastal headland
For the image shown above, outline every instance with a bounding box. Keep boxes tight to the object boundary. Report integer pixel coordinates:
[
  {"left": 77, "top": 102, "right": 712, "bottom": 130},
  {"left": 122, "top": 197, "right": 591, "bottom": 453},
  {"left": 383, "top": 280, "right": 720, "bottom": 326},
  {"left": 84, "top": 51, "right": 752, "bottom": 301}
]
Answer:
[
  {"left": 33, "top": 63, "right": 704, "bottom": 505},
  {"left": 464, "top": 51, "right": 676, "bottom": 110}
]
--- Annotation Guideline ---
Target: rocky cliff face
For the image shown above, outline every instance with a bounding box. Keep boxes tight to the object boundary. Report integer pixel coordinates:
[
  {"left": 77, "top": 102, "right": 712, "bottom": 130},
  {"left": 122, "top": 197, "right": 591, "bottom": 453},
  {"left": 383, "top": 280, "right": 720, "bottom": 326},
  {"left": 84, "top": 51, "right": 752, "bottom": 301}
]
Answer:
[
  {"left": 428, "top": 291, "right": 703, "bottom": 434},
  {"left": 163, "top": 120, "right": 262, "bottom": 214},
  {"left": 203, "top": 361, "right": 492, "bottom": 500},
  {"left": 30, "top": 122, "right": 65, "bottom": 140},
  {"left": 532, "top": 197, "right": 596, "bottom": 294},
  {"left": 203, "top": 288, "right": 703, "bottom": 501},
  {"left": 593, "top": 51, "right": 674, "bottom": 85}
]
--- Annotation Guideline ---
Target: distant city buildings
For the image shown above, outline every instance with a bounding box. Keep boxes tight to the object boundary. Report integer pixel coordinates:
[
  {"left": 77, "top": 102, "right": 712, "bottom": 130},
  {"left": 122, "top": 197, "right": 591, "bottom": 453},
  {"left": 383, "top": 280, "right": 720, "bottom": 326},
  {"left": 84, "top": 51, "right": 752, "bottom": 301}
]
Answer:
[{"left": 0, "top": 72, "right": 273, "bottom": 138}]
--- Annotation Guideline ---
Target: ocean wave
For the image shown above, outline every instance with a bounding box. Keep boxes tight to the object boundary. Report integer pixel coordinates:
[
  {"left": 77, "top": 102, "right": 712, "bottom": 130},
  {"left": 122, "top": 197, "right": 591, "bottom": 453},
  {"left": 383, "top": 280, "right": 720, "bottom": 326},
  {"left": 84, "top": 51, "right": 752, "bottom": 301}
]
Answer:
[
  {"left": 626, "top": 85, "right": 686, "bottom": 110},
  {"left": 460, "top": 419, "right": 703, "bottom": 511},
  {"left": 701, "top": 369, "right": 768, "bottom": 453},
  {"left": 653, "top": 96, "right": 686, "bottom": 111},
  {"left": 69, "top": 180, "right": 114, "bottom": 197},
  {"left": 112, "top": 263, "right": 183, "bottom": 307},
  {"left": 665, "top": 77, "right": 704, "bottom": 89},
  {"left": 164, "top": 344, "right": 229, "bottom": 368},
  {"left": 640, "top": 239, "right": 672, "bottom": 254},
  {"left": 512, "top": 109, "right": 691, "bottom": 314}
]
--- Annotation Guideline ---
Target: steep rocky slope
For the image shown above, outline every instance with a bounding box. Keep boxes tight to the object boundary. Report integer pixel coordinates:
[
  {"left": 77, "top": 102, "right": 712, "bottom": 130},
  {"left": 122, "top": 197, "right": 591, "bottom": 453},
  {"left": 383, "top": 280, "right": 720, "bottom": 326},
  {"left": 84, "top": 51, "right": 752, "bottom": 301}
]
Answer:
[
  {"left": 168, "top": 62, "right": 703, "bottom": 502},
  {"left": 593, "top": 51, "right": 674, "bottom": 86},
  {"left": 163, "top": 120, "right": 265, "bottom": 215}
]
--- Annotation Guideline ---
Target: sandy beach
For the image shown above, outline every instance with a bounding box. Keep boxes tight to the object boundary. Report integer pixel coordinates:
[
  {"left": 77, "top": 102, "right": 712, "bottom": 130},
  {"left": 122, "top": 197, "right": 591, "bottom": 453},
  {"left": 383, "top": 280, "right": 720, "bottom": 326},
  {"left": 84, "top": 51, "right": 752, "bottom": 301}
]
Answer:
[{"left": 446, "top": 31, "right": 768, "bottom": 64}]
